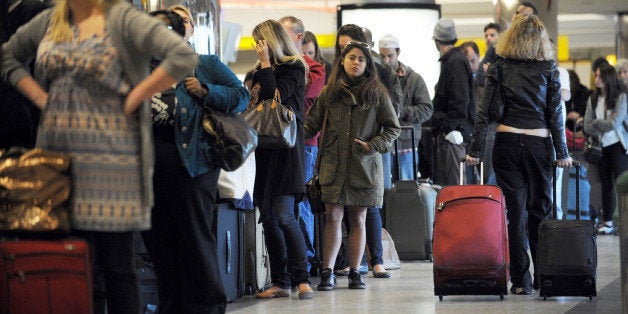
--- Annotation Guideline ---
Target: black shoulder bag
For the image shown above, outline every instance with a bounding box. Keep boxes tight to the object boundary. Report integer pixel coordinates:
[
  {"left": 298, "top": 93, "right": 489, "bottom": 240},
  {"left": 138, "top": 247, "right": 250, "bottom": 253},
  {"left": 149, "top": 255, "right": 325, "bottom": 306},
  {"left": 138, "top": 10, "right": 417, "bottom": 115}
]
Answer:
[{"left": 305, "top": 104, "right": 330, "bottom": 214}]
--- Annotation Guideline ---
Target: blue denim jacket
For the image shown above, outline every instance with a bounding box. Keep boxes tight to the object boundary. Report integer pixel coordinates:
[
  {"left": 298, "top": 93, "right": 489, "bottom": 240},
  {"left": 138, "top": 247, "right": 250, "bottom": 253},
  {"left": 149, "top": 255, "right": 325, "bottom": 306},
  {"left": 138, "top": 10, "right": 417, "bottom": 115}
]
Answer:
[{"left": 174, "top": 54, "right": 250, "bottom": 177}]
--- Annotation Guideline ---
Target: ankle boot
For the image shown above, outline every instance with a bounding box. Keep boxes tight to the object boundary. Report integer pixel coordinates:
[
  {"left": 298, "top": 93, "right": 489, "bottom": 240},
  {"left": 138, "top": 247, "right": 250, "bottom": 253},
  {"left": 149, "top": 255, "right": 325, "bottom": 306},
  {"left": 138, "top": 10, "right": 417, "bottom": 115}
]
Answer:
[
  {"left": 348, "top": 269, "right": 366, "bottom": 289},
  {"left": 317, "top": 268, "right": 336, "bottom": 291}
]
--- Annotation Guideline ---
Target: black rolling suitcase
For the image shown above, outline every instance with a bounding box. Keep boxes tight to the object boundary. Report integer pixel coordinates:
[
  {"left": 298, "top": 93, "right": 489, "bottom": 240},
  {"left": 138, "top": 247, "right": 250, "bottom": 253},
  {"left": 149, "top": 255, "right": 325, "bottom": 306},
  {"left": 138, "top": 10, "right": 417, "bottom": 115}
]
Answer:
[
  {"left": 214, "top": 202, "right": 245, "bottom": 302},
  {"left": 538, "top": 161, "right": 597, "bottom": 300},
  {"left": 385, "top": 126, "right": 435, "bottom": 261}
]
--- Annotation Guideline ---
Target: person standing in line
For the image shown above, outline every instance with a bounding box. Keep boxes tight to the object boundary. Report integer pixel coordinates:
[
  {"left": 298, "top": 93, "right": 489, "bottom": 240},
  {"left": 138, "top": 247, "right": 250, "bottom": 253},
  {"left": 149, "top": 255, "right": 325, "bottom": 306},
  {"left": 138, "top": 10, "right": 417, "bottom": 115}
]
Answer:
[
  {"left": 0, "top": 1, "right": 197, "bottom": 313},
  {"left": 477, "top": 2, "right": 537, "bottom": 87},
  {"left": 584, "top": 63, "right": 628, "bottom": 235},
  {"left": 278, "top": 15, "right": 326, "bottom": 277},
  {"left": 431, "top": 19, "right": 475, "bottom": 186},
  {"left": 466, "top": 14, "right": 572, "bottom": 295},
  {"left": 248, "top": 19, "right": 313, "bottom": 300},
  {"left": 331, "top": 25, "right": 398, "bottom": 279},
  {"left": 616, "top": 58, "right": 628, "bottom": 89},
  {"left": 141, "top": 8, "right": 250, "bottom": 313},
  {"left": 304, "top": 40, "right": 400, "bottom": 291},
  {"left": 302, "top": 31, "right": 332, "bottom": 84},
  {"left": 378, "top": 33, "right": 433, "bottom": 183}
]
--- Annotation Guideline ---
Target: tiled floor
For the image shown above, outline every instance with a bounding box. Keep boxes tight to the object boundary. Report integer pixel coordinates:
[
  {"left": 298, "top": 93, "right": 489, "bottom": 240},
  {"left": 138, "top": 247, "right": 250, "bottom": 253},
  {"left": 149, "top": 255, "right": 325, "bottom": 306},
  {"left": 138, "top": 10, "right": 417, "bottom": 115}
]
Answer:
[{"left": 226, "top": 234, "right": 621, "bottom": 314}]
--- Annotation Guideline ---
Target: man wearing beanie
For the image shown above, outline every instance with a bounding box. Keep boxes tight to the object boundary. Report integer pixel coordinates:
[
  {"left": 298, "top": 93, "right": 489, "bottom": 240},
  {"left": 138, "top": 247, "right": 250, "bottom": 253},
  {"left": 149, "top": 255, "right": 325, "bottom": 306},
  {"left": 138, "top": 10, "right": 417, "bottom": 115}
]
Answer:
[
  {"left": 430, "top": 19, "right": 475, "bottom": 185},
  {"left": 379, "top": 33, "right": 433, "bottom": 180}
]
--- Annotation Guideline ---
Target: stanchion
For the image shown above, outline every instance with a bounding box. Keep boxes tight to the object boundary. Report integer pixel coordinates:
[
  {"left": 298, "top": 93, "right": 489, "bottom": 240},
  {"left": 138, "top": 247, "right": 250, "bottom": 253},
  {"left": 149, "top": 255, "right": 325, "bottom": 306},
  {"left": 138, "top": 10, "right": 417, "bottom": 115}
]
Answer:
[{"left": 616, "top": 171, "right": 628, "bottom": 314}]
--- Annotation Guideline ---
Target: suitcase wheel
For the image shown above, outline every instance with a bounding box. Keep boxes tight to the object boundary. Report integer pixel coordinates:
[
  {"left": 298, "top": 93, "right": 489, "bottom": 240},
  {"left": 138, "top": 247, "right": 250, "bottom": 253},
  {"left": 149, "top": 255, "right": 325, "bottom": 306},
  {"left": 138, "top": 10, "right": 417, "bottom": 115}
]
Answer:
[
  {"left": 438, "top": 295, "right": 443, "bottom": 301},
  {"left": 500, "top": 294, "right": 504, "bottom": 300}
]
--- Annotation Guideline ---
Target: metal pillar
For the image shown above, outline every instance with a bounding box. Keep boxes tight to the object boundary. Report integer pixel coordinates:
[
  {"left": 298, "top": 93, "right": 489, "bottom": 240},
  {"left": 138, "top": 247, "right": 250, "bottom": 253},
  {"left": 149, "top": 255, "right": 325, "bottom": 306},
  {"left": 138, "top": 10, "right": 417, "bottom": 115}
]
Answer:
[
  {"left": 616, "top": 171, "right": 628, "bottom": 314},
  {"left": 618, "top": 12, "right": 628, "bottom": 59}
]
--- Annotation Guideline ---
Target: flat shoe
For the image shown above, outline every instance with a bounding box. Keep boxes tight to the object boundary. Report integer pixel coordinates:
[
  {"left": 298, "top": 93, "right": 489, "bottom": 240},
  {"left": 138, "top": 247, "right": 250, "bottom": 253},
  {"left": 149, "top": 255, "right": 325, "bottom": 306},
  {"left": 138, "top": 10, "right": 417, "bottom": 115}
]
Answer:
[
  {"left": 373, "top": 271, "right": 390, "bottom": 278},
  {"left": 255, "top": 286, "right": 291, "bottom": 299}
]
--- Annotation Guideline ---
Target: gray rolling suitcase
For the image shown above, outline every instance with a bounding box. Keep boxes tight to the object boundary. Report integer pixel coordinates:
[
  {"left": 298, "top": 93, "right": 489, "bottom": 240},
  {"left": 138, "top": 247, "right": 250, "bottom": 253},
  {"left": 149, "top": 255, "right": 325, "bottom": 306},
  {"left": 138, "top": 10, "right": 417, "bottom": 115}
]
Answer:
[{"left": 385, "top": 126, "right": 436, "bottom": 261}]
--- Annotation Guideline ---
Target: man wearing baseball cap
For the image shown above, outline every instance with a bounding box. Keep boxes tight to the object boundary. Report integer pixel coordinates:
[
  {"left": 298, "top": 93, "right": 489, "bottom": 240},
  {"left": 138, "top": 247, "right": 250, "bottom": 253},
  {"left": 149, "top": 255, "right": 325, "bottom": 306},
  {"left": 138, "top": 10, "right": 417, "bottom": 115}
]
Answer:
[
  {"left": 378, "top": 33, "right": 433, "bottom": 181},
  {"left": 430, "top": 19, "right": 475, "bottom": 185}
]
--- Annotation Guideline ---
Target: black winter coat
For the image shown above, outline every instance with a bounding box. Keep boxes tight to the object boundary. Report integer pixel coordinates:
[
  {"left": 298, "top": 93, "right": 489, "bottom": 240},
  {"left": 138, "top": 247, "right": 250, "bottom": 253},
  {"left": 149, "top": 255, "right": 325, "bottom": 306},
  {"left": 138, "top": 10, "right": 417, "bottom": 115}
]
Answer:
[{"left": 252, "top": 62, "right": 306, "bottom": 206}]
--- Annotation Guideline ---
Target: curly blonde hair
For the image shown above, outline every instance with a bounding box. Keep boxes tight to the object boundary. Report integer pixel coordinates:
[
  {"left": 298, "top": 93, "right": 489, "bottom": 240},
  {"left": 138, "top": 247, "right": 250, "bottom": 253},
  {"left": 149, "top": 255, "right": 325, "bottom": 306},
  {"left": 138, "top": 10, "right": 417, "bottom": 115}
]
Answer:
[{"left": 496, "top": 14, "right": 554, "bottom": 61}]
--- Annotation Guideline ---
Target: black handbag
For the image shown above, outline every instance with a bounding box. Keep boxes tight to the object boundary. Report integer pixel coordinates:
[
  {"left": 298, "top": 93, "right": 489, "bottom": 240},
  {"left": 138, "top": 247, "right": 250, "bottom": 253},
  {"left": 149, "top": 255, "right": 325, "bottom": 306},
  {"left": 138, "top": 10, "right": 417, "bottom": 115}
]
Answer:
[
  {"left": 305, "top": 104, "right": 330, "bottom": 214},
  {"left": 0, "top": 147, "right": 72, "bottom": 235},
  {"left": 242, "top": 89, "right": 297, "bottom": 149},
  {"left": 488, "top": 60, "right": 504, "bottom": 122},
  {"left": 583, "top": 137, "right": 602, "bottom": 164},
  {"left": 202, "top": 108, "right": 258, "bottom": 172}
]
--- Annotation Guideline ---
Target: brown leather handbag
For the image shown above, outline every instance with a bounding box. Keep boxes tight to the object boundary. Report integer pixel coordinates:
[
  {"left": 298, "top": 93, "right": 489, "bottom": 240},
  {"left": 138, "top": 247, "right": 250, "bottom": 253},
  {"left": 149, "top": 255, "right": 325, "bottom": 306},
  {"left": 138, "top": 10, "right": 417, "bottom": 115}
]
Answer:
[{"left": 0, "top": 148, "right": 72, "bottom": 235}]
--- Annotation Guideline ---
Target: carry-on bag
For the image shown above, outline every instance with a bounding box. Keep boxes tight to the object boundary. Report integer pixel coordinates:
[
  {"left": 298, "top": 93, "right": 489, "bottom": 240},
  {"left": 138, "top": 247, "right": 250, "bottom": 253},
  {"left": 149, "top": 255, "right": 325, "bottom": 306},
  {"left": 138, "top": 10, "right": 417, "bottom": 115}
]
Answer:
[
  {"left": 214, "top": 202, "right": 245, "bottom": 302},
  {"left": 385, "top": 126, "right": 435, "bottom": 261},
  {"left": 433, "top": 162, "right": 509, "bottom": 300},
  {"left": 243, "top": 207, "right": 271, "bottom": 294},
  {"left": 0, "top": 238, "right": 92, "bottom": 314},
  {"left": 538, "top": 161, "right": 597, "bottom": 300}
]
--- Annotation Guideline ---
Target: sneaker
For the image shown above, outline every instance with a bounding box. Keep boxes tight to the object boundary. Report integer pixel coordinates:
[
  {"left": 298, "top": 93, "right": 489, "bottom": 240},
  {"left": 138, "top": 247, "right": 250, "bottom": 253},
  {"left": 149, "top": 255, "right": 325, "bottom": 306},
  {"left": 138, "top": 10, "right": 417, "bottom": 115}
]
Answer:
[
  {"left": 317, "top": 268, "right": 337, "bottom": 291},
  {"left": 297, "top": 283, "right": 314, "bottom": 300},
  {"left": 597, "top": 223, "right": 614, "bottom": 235},
  {"left": 348, "top": 269, "right": 366, "bottom": 289},
  {"left": 509, "top": 285, "right": 531, "bottom": 295},
  {"left": 255, "top": 286, "right": 291, "bottom": 299}
]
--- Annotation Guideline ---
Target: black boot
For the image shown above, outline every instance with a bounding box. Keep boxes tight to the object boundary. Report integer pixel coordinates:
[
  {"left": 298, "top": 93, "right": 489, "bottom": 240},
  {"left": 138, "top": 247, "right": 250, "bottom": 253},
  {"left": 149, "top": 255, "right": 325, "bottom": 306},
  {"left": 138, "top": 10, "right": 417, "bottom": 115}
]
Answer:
[
  {"left": 348, "top": 269, "right": 365, "bottom": 289},
  {"left": 317, "top": 268, "right": 336, "bottom": 291}
]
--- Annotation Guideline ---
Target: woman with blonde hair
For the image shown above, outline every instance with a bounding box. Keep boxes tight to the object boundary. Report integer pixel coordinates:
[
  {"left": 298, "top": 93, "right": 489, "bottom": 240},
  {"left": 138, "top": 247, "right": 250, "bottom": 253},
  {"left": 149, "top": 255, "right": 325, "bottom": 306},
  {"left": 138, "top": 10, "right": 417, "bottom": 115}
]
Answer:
[
  {"left": 1, "top": 0, "right": 196, "bottom": 312},
  {"left": 304, "top": 41, "right": 400, "bottom": 291},
  {"left": 249, "top": 19, "right": 313, "bottom": 300},
  {"left": 466, "top": 13, "right": 572, "bottom": 295}
]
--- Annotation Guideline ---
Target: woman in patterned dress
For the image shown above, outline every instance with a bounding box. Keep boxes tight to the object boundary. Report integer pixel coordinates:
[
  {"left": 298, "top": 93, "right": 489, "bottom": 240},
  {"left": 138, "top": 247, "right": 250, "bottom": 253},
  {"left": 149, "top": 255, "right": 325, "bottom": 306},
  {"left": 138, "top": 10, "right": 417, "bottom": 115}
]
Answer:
[{"left": 0, "top": 1, "right": 196, "bottom": 313}]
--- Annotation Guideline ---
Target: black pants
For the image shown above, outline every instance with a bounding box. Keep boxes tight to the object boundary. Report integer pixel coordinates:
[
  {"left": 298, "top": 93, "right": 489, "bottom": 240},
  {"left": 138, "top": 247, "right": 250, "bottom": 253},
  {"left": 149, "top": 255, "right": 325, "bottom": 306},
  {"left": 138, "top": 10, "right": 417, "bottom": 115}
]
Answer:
[
  {"left": 73, "top": 230, "right": 140, "bottom": 314},
  {"left": 492, "top": 132, "right": 553, "bottom": 288},
  {"left": 141, "top": 136, "right": 226, "bottom": 314},
  {"left": 597, "top": 142, "right": 628, "bottom": 222}
]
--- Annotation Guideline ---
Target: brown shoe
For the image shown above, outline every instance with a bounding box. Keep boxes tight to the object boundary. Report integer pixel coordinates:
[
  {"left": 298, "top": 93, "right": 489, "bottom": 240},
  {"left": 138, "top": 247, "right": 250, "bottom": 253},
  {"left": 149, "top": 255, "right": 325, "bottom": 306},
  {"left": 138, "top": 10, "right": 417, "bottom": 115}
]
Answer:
[
  {"left": 255, "top": 286, "right": 291, "bottom": 299},
  {"left": 298, "top": 283, "right": 314, "bottom": 300}
]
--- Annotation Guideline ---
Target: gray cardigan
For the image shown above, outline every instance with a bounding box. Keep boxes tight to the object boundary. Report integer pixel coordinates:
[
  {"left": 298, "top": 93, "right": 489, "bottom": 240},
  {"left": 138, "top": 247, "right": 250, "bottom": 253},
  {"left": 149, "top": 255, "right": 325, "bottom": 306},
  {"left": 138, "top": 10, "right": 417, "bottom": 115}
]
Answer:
[{"left": 1, "top": 2, "right": 197, "bottom": 210}]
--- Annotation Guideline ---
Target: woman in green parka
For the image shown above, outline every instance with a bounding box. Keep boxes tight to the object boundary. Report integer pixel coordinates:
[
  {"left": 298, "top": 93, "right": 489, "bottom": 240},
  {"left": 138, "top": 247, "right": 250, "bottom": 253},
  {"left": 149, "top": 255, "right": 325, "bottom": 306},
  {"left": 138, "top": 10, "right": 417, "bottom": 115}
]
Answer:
[{"left": 304, "top": 41, "right": 400, "bottom": 291}]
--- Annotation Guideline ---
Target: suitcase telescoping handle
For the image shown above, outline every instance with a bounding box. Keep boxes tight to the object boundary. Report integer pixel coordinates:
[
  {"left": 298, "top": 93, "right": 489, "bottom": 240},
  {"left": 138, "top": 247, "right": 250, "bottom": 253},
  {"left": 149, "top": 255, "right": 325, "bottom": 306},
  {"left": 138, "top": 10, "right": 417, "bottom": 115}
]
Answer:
[
  {"left": 552, "top": 160, "right": 580, "bottom": 220},
  {"left": 459, "top": 160, "right": 484, "bottom": 185},
  {"left": 393, "top": 126, "right": 418, "bottom": 181}
]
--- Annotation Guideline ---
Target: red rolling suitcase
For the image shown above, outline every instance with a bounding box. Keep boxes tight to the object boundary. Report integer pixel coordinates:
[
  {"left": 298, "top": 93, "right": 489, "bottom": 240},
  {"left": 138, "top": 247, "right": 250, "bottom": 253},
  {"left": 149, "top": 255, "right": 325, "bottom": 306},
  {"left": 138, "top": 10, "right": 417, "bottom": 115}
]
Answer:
[
  {"left": 538, "top": 161, "right": 597, "bottom": 300},
  {"left": 0, "top": 238, "right": 92, "bottom": 314},
  {"left": 433, "top": 162, "right": 509, "bottom": 300}
]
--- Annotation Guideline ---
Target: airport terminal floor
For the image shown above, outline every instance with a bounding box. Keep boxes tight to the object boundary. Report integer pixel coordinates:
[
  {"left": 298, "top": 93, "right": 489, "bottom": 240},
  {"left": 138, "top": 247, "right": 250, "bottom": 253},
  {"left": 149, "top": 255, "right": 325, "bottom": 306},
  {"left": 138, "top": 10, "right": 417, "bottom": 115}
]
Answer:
[{"left": 226, "top": 234, "right": 621, "bottom": 313}]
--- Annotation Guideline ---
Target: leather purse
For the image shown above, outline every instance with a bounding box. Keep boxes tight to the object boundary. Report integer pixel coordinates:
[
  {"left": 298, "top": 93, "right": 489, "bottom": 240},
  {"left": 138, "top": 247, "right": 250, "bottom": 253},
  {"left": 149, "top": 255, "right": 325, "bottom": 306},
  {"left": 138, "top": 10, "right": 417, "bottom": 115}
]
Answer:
[
  {"left": 202, "top": 108, "right": 258, "bottom": 172},
  {"left": 583, "top": 137, "right": 602, "bottom": 164},
  {"left": 0, "top": 147, "right": 72, "bottom": 235},
  {"left": 242, "top": 89, "right": 297, "bottom": 149},
  {"left": 305, "top": 104, "right": 330, "bottom": 214}
]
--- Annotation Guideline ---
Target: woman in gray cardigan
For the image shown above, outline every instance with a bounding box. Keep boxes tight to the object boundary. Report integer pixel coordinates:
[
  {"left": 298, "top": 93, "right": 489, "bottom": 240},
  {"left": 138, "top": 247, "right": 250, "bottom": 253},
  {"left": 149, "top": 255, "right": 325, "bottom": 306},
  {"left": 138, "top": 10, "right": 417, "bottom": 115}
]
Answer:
[
  {"left": 584, "top": 63, "right": 628, "bottom": 235},
  {"left": 0, "top": 1, "right": 196, "bottom": 313}
]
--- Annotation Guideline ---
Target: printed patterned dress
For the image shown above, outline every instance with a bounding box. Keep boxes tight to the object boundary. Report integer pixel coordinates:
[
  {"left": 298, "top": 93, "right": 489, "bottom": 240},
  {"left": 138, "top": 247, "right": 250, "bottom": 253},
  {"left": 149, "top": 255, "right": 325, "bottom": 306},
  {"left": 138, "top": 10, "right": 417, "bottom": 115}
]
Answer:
[{"left": 35, "top": 28, "right": 149, "bottom": 231}]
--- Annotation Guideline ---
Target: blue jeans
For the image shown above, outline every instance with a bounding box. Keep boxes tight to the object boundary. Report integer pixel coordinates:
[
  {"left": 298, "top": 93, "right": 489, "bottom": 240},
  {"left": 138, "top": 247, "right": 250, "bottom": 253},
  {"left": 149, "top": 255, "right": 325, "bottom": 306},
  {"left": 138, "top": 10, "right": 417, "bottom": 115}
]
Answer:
[
  {"left": 261, "top": 195, "right": 309, "bottom": 288},
  {"left": 382, "top": 152, "right": 392, "bottom": 190},
  {"left": 398, "top": 150, "right": 418, "bottom": 180},
  {"left": 365, "top": 207, "right": 384, "bottom": 266},
  {"left": 297, "top": 145, "right": 317, "bottom": 271}
]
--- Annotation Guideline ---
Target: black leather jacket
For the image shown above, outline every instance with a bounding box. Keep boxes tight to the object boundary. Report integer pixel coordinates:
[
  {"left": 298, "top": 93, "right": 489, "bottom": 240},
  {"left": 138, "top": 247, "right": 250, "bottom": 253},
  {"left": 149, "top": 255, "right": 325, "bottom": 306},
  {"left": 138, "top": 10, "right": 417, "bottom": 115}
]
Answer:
[{"left": 469, "top": 58, "right": 569, "bottom": 159}]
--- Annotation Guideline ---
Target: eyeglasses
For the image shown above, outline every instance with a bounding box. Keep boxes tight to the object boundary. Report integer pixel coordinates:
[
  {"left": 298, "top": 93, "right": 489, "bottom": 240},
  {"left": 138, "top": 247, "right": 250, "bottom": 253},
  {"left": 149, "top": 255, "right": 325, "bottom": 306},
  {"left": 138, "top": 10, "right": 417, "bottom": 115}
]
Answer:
[{"left": 346, "top": 41, "right": 370, "bottom": 49}]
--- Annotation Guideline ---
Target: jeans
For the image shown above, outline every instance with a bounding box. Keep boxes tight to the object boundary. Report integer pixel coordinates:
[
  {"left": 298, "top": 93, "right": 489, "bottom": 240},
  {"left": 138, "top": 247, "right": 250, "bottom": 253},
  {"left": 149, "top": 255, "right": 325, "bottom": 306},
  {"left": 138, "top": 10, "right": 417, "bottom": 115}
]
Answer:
[
  {"left": 74, "top": 231, "right": 140, "bottom": 314},
  {"left": 365, "top": 207, "right": 384, "bottom": 266},
  {"left": 297, "top": 145, "right": 318, "bottom": 271},
  {"left": 597, "top": 142, "right": 628, "bottom": 222},
  {"left": 261, "top": 195, "right": 309, "bottom": 289},
  {"left": 398, "top": 150, "right": 418, "bottom": 180},
  {"left": 382, "top": 152, "right": 392, "bottom": 190},
  {"left": 142, "top": 136, "right": 226, "bottom": 314},
  {"left": 492, "top": 132, "right": 553, "bottom": 288}
]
